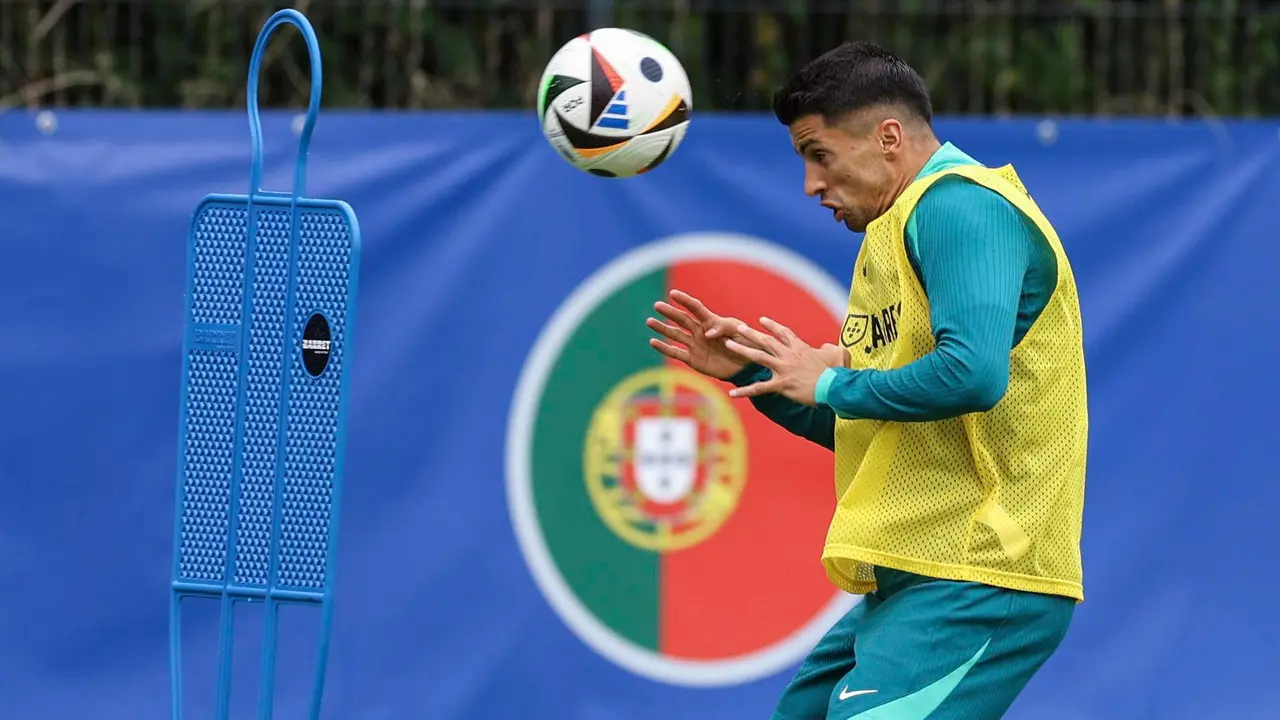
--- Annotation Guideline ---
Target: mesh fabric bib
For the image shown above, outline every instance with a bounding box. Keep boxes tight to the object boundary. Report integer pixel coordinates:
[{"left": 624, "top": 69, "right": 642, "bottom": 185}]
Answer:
[{"left": 826, "top": 164, "right": 1088, "bottom": 602}]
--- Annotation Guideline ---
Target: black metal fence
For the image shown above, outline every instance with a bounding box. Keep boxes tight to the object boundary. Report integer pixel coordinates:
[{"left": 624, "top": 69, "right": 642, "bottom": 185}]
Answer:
[{"left": 2, "top": 0, "right": 1277, "bottom": 116}]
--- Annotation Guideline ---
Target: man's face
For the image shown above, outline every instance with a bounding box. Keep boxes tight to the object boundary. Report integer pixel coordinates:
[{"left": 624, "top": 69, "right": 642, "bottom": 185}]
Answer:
[{"left": 788, "top": 113, "right": 896, "bottom": 233}]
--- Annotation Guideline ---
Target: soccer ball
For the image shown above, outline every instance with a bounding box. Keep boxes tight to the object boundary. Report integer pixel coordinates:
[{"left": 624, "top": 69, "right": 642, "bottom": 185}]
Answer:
[{"left": 537, "top": 28, "right": 692, "bottom": 178}]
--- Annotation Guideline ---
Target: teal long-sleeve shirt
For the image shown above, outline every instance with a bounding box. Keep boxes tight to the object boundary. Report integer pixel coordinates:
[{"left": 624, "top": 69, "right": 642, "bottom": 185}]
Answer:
[{"left": 731, "top": 143, "right": 1057, "bottom": 450}]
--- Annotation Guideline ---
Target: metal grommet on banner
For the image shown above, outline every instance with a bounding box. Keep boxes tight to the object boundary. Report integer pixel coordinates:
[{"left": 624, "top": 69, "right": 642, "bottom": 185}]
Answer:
[
  {"left": 1036, "top": 119, "right": 1058, "bottom": 146},
  {"left": 35, "top": 110, "right": 57, "bottom": 135}
]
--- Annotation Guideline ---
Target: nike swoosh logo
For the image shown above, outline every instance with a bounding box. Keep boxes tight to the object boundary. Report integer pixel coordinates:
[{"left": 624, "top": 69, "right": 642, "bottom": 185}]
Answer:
[{"left": 839, "top": 688, "right": 878, "bottom": 701}]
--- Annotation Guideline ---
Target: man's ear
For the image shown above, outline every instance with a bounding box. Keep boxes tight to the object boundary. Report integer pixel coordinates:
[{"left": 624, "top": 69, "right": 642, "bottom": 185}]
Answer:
[{"left": 876, "top": 118, "right": 905, "bottom": 155}]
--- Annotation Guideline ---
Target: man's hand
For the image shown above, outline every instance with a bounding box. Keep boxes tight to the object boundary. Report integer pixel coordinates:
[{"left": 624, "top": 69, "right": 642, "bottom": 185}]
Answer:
[
  {"left": 724, "top": 318, "right": 836, "bottom": 406},
  {"left": 646, "top": 289, "right": 760, "bottom": 381},
  {"left": 818, "top": 343, "right": 850, "bottom": 369}
]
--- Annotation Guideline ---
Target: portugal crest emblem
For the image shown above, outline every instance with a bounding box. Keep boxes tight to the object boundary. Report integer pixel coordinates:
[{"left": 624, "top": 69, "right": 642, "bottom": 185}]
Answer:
[
  {"left": 585, "top": 367, "right": 747, "bottom": 553},
  {"left": 507, "top": 232, "right": 859, "bottom": 687},
  {"left": 841, "top": 313, "right": 869, "bottom": 348}
]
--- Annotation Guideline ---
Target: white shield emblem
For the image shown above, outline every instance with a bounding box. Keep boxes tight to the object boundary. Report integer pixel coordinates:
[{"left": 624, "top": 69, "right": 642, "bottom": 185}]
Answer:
[{"left": 632, "top": 416, "right": 697, "bottom": 504}]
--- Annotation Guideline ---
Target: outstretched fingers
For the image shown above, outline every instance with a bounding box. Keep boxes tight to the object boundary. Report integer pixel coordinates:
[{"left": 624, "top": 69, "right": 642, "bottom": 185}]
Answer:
[
  {"left": 704, "top": 316, "right": 744, "bottom": 341},
  {"left": 669, "top": 289, "right": 714, "bottom": 323},
  {"left": 646, "top": 316, "right": 692, "bottom": 346},
  {"left": 722, "top": 337, "right": 775, "bottom": 368},
  {"left": 654, "top": 301, "right": 700, "bottom": 333},
  {"left": 759, "top": 317, "right": 799, "bottom": 346},
  {"left": 649, "top": 338, "right": 691, "bottom": 364},
  {"left": 728, "top": 377, "right": 779, "bottom": 399},
  {"left": 733, "top": 323, "right": 785, "bottom": 355}
]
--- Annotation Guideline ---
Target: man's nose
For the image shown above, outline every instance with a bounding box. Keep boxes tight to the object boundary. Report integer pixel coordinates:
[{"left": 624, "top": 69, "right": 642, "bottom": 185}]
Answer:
[{"left": 804, "top": 169, "right": 825, "bottom": 198}]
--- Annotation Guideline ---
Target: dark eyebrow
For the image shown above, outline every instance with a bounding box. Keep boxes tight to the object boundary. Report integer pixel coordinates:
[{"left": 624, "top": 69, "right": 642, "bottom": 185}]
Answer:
[{"left": 795, "top": 139, "right": 813, "bottom": 156}]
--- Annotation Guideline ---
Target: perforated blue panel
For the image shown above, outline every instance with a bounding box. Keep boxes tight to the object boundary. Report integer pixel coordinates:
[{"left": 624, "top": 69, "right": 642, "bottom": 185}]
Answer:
[
  {"left": 177, "top": 204, "right": 248, "bottom": 583},
  {"left": 190, "top": 206, "right": 248, "bottom": 326},
  {"left": 279, "top": 210, "right": 352, "bottom": 590},
  {"left": 171, "top": 190, "right": 359, "bottom": 719},
  {"left": 234, "top": 209, "right": 292, "bottom": 587},
  {"left": 178, "top": 352, "right": 239, "bottom": 582},
  {"left": 176, "top": 199, "right": 357, "bottom": 595}
]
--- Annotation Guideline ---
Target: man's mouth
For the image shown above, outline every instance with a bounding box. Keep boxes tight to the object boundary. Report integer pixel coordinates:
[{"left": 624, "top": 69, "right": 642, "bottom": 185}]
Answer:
[{"left": 821, "top": 202, "right": 843, "bottom": 223}]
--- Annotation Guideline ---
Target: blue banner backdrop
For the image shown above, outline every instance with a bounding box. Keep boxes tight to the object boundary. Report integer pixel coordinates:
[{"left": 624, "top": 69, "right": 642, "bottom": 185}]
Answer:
[{"left": 0, "top": 111, "right": 1277, "bottom": 719}]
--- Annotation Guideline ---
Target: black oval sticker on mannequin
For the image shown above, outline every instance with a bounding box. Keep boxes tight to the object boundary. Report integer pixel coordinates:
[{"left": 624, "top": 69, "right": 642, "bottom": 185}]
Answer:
[{"left": 302, "top": 313, "right": 331, "bottom": 376}]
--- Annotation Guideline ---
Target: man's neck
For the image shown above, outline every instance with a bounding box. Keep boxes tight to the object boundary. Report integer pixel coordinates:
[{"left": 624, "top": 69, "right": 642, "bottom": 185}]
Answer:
[{"left": 882, "top": 137, "right": 943, "bottom": 213}]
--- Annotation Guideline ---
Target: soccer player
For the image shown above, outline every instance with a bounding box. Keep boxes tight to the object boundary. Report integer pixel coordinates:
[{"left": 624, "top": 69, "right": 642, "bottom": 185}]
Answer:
[{"left": 646, "top": 41, "right": 1087, "bottom": 719}]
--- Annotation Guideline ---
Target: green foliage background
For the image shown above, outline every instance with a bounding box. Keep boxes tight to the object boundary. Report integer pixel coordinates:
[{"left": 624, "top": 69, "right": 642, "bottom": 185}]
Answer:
[{"left": 2, "top": 0, "right": 1276, "bottom": 116}]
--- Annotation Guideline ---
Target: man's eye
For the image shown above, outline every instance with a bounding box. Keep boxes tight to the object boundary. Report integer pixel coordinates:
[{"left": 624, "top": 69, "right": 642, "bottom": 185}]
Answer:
[{"left": 813, "top": 151, "right": 828, "bottom": 163}]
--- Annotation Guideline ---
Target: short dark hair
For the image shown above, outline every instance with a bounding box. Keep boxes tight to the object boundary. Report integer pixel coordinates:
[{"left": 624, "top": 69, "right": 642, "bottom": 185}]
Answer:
[{"left": 772, "top": 41, "right": 933, "bottom": 128}]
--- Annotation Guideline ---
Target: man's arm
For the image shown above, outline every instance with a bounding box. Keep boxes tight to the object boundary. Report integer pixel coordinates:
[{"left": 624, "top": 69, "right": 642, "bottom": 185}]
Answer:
[
  {"left": 728, "top": 363, "right": 836, "bottom": 450},
  {"left": 814, "top": 178, "right": 1034, "bottom": 422}
]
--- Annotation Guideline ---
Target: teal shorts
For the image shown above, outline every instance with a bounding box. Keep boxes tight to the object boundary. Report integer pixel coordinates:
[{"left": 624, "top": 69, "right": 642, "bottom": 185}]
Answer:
[{"left": 772, "top": 568, "right": 1075, "bottom": 720}]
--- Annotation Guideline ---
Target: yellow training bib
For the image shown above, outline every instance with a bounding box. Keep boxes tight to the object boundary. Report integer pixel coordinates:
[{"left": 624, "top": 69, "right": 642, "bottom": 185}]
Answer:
[{"left": 825, "top": 164, "right": 1089, "bottom": 602}]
